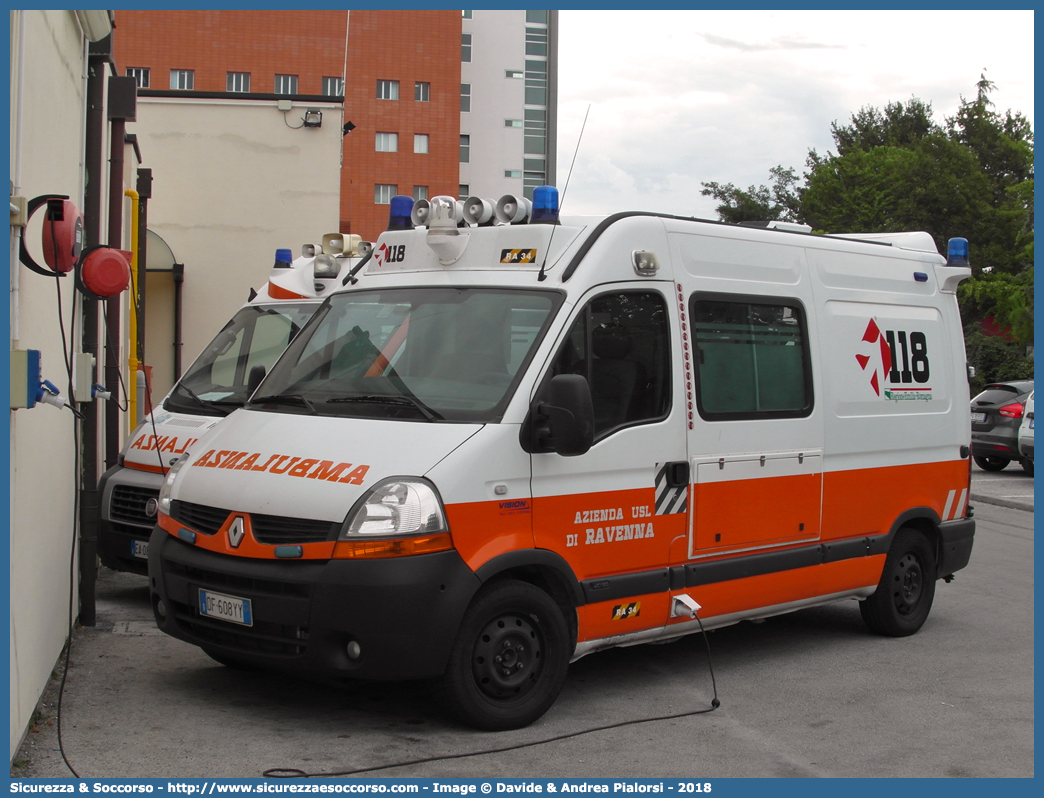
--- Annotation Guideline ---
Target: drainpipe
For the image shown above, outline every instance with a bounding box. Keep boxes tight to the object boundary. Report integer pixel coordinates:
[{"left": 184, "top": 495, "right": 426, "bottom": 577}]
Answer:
[
  {"left": 124, "top": 189, "right": 140, "bottom": 425},
  {"left": 78, "top": 34, "right": 113, "bottom": 628},
  {"left": 104, "top": 76, "right": 136, "bottom": 469},
  {"left": 136, "top": 169, "right": 151, "bottom": 368},
  {"left": 173, "top": 263, "right": 185, "bottom": 380}
]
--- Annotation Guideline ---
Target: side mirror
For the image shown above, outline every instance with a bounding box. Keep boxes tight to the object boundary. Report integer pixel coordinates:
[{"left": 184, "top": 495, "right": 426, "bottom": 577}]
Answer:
[
  {"left": 247, "top": 364, "right": 266, "bottom": 396},
  {"left": 537, "top": 374, "right": 594, "bottom": 456}
]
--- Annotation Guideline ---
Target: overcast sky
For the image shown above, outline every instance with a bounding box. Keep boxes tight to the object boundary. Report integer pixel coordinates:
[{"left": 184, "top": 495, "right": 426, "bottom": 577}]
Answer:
[{"left": 554, "top": 9, "right": 1035, "bottom": 220}]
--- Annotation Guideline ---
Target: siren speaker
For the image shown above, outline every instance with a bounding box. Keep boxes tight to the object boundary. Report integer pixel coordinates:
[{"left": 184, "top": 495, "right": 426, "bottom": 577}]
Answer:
[
  {"left": 322, "top": 233, "right": 345, "bottom": 255},
  {"left": 495, "top": 194, "right": 532, "bottom": 224},
  {"left": 463, "top": 196, "right": 496, "bottom": 226},
  {"left": 411, "top": 200, "right": 430, "bottom": 227}
]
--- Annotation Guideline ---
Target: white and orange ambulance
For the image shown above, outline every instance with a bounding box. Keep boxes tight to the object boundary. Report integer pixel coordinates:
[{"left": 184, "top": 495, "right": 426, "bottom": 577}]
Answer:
[
  {"left": 148, "top": 190, "right": 975, "bottom": 730},
  {"left": 98, "top": 235, "right": 368, "bottom": 574}
]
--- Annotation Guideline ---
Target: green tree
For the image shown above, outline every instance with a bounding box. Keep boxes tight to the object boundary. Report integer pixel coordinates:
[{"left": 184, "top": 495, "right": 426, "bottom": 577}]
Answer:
[{"left": 700, "top": 165, "right": 801, "bottom": 224}]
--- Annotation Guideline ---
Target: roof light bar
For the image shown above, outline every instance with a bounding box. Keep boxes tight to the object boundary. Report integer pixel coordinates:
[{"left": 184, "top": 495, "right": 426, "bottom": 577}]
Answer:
[
  {"left": 387, "top": 195, "right": 415, "bottom": 231},
  {"left": 947, "top": 237, "right": 969, "bottom": 266},
  {"left": 274, "top": 248, "right": 293, "bottom": 268},
  {"left": 530, "top": 185, "right": 559, "bottom": 224}
]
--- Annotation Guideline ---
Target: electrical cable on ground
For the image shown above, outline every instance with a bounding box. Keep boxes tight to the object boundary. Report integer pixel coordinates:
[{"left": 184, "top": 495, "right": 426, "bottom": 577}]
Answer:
[
  {"left": 48, "top": 264, "right": 83, "bottom": 778},
  {"left": 263, "top": 614, "right": 719, "bottom": 779}
]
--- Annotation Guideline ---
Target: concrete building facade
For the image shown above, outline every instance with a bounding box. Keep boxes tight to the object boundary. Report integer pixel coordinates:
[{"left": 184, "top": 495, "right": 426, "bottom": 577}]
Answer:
[{"left": 459, "top": 9, "right": 558, "bottom": 202}]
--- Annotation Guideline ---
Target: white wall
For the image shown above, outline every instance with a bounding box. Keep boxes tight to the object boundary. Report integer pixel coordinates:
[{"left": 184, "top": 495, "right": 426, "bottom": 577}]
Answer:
[
  {"left": 132, "top": 98, "right": 343, "bottom": 399},
  {"left": 8, "top": 9, "right": 99, "bottom": 760}
]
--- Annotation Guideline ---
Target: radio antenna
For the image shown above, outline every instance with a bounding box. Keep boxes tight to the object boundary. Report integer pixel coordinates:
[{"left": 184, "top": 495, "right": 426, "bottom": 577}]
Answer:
[{"left": 538, "top": 104, "right": 590, "bottom": 282}]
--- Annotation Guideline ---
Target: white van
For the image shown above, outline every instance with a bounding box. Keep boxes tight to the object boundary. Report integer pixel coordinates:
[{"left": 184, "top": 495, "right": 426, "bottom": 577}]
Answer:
[
  {"left": 148, "top": 191, "right": 976, "bottom": 730},
  {"left": 98, "top": 236, "right": 367, "bottom": 574}
]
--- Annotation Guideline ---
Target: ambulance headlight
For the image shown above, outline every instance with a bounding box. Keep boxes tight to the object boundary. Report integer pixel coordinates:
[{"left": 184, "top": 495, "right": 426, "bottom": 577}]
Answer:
[
  {"left": 341, "top": 478, "right": 448, "bottom": 538},
  {"left": 157, "top": 453, "right": 190, "bottom": 515}
]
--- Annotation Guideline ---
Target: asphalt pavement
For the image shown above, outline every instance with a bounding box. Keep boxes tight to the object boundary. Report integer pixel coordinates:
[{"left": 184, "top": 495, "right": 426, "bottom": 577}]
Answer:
[
  {"left": 970, "top": 459, "right": 1033, "bottom": 512},
  {"left": 11, "top": 497, "right": 1033, "bottom": 780}
]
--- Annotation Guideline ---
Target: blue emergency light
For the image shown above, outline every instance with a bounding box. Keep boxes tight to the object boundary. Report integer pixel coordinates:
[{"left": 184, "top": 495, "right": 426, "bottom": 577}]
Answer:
[
  {"left": 274, "top": 248, "right": 293, "bottom": 268},
  {"left": 387, "top": 196, "right": 415, "bottom": 231},
  {"left": 947, "top": 237, "right": 969, "bottom": 266},
  {"left": 530, "top": 185, "right": 560, "bottom": 224}
]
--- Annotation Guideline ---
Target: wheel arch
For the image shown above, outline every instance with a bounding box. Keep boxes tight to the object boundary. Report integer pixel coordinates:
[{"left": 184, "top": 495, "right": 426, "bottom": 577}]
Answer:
[
  {"left": 473, "top": 549, "right": 584, "bottom": 648},
  {"left": 884, "top": 506, "right": 943, "bottom": 570}
]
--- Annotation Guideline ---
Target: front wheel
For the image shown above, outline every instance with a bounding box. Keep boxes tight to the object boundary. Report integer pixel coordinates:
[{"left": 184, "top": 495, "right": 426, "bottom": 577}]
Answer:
[
  {"left": 974, "top": 456, "right": 1009, "bottom": 471},
  {"left": 860, "top": 527, "right": 937, "bottom": 637},
  {"left": 440, "top": 579, "right": 570, "bottom": 730}
]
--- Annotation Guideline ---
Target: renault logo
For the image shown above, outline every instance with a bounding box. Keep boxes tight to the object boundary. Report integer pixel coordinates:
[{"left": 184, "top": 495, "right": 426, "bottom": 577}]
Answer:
[{"left": 227, "top": 516, "right": 246, "bottom": 548}]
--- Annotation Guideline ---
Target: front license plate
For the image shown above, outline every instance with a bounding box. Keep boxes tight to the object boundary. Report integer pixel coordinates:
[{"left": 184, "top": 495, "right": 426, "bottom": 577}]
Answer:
[
  {"left": 198, "top": 589, "right": 253, "bottom": 627},
  {"left": 131, "top": 539, "right": 149, "bottom": 559},
  {"left": 971, "top": 412, "right": 987, "bottom": 423}
]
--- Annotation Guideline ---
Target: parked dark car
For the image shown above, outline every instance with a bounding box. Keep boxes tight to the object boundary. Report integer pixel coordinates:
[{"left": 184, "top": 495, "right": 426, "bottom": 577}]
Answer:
[{"left": 970, "top": 380, "right": 1034, "bottom": 472}]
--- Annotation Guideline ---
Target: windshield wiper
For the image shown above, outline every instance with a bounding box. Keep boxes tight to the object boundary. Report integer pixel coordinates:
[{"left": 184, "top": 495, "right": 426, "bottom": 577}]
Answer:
[
  {"left": 173, "top": 382, "right": 231, "bottom": 416},
  {"left": 326, "top": 394, "right": 443, "bottom": 421},
  {"left": 252, "top": 393, "right": 319, "bottom": 415}
]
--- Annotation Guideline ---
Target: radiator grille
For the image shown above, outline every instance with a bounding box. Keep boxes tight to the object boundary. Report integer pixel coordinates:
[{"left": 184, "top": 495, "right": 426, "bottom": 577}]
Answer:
[{"left": 110, "top": 485, "right": 159, "bottom": 527}]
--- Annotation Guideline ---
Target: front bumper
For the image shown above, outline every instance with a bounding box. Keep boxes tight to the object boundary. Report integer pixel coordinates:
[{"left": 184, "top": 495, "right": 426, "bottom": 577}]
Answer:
[
  {"left": 148, "top": 527, "right": 481, "bottom": 680},
  {"left": 98, "top": 464, "right": 163, "bottom": 575}
]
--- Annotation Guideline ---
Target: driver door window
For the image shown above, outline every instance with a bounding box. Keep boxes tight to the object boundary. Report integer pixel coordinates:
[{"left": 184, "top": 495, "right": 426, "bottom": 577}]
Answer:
[{"left": 550, "top": 291, "right": 671, "bottom": 437}]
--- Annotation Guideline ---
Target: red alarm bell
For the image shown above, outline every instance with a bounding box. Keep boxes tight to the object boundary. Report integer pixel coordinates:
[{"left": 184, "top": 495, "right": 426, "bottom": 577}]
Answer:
[
  {"left": 76, "top": 246, "right": 132, "bottom": 299},
  {"left": 40, "top": 198, "right": 84, "bottom": 274}
]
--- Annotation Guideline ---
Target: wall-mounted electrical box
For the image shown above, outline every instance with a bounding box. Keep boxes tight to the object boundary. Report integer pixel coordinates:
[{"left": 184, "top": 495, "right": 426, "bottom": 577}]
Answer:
[{"left": 11, "top": 349, "right": 42, "bottom": 409}]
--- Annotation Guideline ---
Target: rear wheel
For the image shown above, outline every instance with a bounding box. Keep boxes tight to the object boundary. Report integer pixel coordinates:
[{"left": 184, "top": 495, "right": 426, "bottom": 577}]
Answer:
[
  {"left": 974, "top": 456, "right": 1009, "bottom": 471},
  {"left": 860, "top": 527, "right": 937, "bottom": 637},
  {"left": 1020, "top": 458, "right": 1034, "bottom": 476},
  {"left": 440, "top": 579, "right": 570, "bottom": 730}
]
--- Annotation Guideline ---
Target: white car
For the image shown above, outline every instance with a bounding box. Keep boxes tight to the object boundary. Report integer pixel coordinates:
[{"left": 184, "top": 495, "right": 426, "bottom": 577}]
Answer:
[{"left": 1017, "top": 391, "right": 1034, "bottom": 475}]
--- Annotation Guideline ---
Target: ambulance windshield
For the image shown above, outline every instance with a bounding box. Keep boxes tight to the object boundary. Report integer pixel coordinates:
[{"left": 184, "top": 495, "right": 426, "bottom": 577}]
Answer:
[
  {"left": 164, "top": 303, "right": 317, "bottom": 417},
  {"left": 250, "top": 287, "right": 562, "bottom": 423}
]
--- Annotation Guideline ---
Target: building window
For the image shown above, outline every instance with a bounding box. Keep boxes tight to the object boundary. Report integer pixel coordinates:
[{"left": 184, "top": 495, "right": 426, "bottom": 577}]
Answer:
[
  {"left": 415, "top": 82, "right": 430, "bottom": 102},
  {"left": 692, "top": 296, "right": 813, "bottom": 420},
  {"left": 414, "top": 134, "right": 429, "bottom": 154},
  {"left": 460, "top": 83, "right": 471, "bottom": 113},
  {"left": 526, "top": 27, "right": 548, "bottom": 57},
  {"left": 274, "top": 74, "right": 298, "bottom": 95},
  {"left": 127, "top": 67, "right": 149, "bottom": 88},
  {"left": 505, "top": 119, "right": 523, "bottom": 128},
  {"left": 170, "top": 69, "right": 194, "bottom": 90},
  {"left": 462, "top": 10, "right": 473, "bottom": 19},
  {"left": 526, "top": 10, "right": 548, "bottom": 24},
  {"left": 375, "top": 184, "right": 397, "bottom": 205},
  {"left": 413, "top": 186, "right": 429, "bottom": 201},
  {"left": 226, "top": 72, "right": 250, "bottom": 93},
  {"left": 505, "top": 170, "right": 522, "bottom": 178},
  {"left": 462, "top": 33, "right": 472, "bottom": 62},
  {"left": 377, "top": 80, "right": 399, "bottom": 100},
  {"left": 322, "top": 77, "right": 344, "bottom": 96},
  {"left": 506, "top": 70, "right": 523, "bottom": 79},
  {"left": 375, "top": 132, "right": 399, "bottom": 153},
  {"left": 459, "top": 184, "right": 470, "bottom": 199},
  {"left": 460, "top": 135, "right": 470, "bottom": 163}
]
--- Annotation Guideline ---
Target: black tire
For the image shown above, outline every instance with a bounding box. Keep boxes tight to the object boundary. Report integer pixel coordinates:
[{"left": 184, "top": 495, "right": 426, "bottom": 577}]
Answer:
[
  {"left": 974, "top": 456, "right": 1009, "bottom": 471},
  {"left": 440, "top": 579, "right": 570, "bottom": 730},
  {"left": 1020, "top": 458, "right": 1034, "bottom": 476},
  {"left": 860, "top": 527, "right": 937, "bottom": 637}
]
